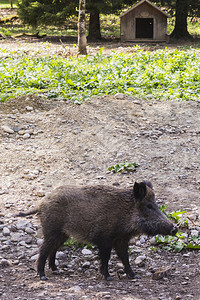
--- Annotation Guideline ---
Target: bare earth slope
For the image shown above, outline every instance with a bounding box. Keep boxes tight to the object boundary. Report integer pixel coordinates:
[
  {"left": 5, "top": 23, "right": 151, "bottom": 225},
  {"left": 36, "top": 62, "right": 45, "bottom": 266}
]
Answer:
[{"left": 0, "top": 94, "right": 200, "bottom": 299}]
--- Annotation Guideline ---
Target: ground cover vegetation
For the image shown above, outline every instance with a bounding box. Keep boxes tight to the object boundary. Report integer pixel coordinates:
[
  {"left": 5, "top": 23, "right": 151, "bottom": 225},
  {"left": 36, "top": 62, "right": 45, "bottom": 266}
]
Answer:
[{"left": 0, "top": 47, "right": 200, "bottom": 102}]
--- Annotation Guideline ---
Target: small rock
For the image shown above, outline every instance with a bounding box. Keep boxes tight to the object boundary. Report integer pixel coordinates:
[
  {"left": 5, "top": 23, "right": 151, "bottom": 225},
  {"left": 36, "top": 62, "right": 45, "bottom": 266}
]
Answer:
[
  {"left": 3, "top": 227, "right": 10, "bottom": 236},
  {"left": 68, "top": 285, "right": 82, "bottom": 293},
  {"left": 23, "top": 133, "right": 31, "bottom": 139},
  {"left": 149, "top": 237, "right": 156, "bottom": 244},
  {"left": 25, "top": 227, "right": 35, "bottom": 234},
  {"left": 18, "top": 130, "right": 25, "bottom": 135},
  {"left": 135, "top": 255, "right": 146, "bottom": 266},
  {"left": 2, "top": 125, "right": 14, "bottom": 134},
  {"left": 115, "top": 93, "right": 126, "bottom": 100},
  {"left": 56, "top": 251, "right": 66, "bottom": 259},
  {"left": 82, "top": 261, "right": 91, "bottom": 268},
  {"left": 36, "top": 191, "right": 45, "bottom": 197},
  {"left": 13, "top": 127, "right": 20, "bottom": 132},
  {"left": 113, "top": 182, "right": 120, "bottom": 186},
  {"left": 116, "top": 262, "right": 124, "bottom": 269},
  {"left": 37, "top": 238, "right": 43, "bottom": 246},
  {"left": 10, "top": 233, "right": 22, "bottom": 242},
  {"left": 16, "top": 220, "right": 31, "bottom": 230},
  {"left": 0, "top": 259, "right": 10, "bottom": 268},
  {"left": 82, "top": 249, "right": 92, "bottom": 255},
  {"left": 30, "top": 254, "right": 38, "bottom": 261},
  {"left": 140, "top": 235, "right": 147, "bottom": 244},
  {"left": 26, "top": 106, "right": 33, "bottom": 111}
]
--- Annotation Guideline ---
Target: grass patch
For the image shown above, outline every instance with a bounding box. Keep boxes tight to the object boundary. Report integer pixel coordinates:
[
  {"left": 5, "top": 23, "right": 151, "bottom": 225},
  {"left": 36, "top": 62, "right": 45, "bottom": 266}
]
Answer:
[{"left": 1, "top": 47, "right": 200, "bottom": 103}]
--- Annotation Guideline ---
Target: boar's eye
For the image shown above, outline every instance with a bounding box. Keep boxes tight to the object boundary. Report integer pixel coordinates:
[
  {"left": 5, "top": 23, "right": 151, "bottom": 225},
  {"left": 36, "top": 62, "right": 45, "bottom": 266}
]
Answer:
[{"left": 147, "top": 203, "right": 153, "bottom": 209}]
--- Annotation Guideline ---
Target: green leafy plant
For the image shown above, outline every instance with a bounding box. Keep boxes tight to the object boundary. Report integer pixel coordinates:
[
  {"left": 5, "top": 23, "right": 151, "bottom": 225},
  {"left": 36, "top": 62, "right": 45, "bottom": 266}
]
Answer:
[
  {"left": 108, "top": 162, "right": 139, "bottom": 173},
  {"left": 155, "top": 206, "right": 200, "bottom": 252},
  {"left": 0, "top": 48, "right": 200, "bottom": 103},
  {"left": 160, "top": 205, "right": 188, "bottom": 227}
]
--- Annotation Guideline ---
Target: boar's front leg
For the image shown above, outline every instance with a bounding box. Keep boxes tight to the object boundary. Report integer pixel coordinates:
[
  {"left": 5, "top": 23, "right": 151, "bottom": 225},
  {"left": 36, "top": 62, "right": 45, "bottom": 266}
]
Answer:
[
  {"left": 96, "top": 239, "right": 113, "bottom": 281},
  {"left": 114, "top": 238, "right": 140, "bottom": 279}
]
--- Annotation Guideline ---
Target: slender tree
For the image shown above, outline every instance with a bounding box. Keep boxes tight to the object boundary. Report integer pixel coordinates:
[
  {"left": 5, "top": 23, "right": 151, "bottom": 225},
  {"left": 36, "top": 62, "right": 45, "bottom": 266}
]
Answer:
[{"left": 78, "top": 0, "right": 87, "bottom": 55}]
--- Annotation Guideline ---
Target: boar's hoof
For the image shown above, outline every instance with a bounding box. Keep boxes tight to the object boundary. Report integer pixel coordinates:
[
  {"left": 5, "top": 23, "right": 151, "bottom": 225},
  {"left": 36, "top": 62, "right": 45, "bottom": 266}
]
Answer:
[
  {"left": 40, "top": 275, "right": 48, "bottom": 281},
  {"left": 106, "top": 276, "right": 114, "bottom": 281}
]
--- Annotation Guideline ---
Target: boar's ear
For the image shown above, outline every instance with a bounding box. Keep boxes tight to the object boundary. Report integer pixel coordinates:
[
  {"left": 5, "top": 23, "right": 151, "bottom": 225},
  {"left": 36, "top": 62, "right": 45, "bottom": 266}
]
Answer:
[
  {"left": 133, "top": 182, "right": 147, "bottom": 200},
  {"left": 142, "top": 180, "right": 153, "bottom": 190}
]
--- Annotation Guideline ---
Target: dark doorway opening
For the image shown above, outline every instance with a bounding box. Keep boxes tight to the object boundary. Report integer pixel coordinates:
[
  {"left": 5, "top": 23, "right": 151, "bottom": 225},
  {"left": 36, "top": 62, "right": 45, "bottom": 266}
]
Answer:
[{"left": 136, "top": 18, "right": 153, "bottom": 38}]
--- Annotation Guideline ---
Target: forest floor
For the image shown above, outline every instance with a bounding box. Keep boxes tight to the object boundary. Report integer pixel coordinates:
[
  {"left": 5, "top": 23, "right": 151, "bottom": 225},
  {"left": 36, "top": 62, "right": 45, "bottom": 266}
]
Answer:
[{"left": 0, "top": 28, "right": 200, "bottom": 300}]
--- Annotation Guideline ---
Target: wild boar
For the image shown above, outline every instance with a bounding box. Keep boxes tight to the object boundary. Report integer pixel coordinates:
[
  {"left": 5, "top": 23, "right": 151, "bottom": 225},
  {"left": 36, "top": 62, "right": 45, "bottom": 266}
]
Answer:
[{"left": 16, "top": 181, "right": 177, "bottom": 281}]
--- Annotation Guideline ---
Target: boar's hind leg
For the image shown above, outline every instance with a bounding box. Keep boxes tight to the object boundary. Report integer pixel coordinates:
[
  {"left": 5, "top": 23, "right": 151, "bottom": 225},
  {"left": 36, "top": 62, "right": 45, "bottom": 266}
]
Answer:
[
  {"left": 96, "top": 240, "right": 113, "bottom": 281},
  {"left": 114, "top": 239, "right": 140, "bottom": 279},
  {"left": 48, "top": 232, "right": 68, "bottom": 273},
  {"left": 37, "top": 230, "right": 68, "bottom": 280}
]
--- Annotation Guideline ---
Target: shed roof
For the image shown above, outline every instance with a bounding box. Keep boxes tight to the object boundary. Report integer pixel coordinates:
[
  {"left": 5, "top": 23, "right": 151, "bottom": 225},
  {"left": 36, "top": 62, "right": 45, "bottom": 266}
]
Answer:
[{"left": 120, "top": 0, "right": 170, "bottom": 18}]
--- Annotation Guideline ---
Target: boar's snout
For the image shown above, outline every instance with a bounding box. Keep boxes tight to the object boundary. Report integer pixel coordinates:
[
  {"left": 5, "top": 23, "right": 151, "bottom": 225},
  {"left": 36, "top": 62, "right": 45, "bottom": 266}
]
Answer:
[{"left": 170, "top": 226, "right": 178, "bottom": 236}]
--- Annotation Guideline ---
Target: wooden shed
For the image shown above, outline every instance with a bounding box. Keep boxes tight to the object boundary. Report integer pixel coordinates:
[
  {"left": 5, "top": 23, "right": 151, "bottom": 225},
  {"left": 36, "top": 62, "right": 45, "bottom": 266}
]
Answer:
[{"left": 120, "top": 0, "right": 170, "bottom": 42}]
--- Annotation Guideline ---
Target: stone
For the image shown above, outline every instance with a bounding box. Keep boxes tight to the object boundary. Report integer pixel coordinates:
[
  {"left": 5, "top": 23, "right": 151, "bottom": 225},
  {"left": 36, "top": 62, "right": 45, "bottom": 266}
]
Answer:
[
  {"left": 68, "top": 286, "right": 82, "bottom": 294},
  {"left": 0, "top": 259, "right": 10, "bottom": 268},
  {"left": 25, "top": 227, "right": 35, "bottom": 234},
  {"left": 26, "top": 106, "right": 33, "bottom": 111},
  {"left": 23, "top": 133, "right": 31, "bottom": 139},
  {"left": 10, "top": 233, "right": 22, "bottom": 242},
  {"left": 135, "top": 255, "right": 146, "bottom": 266},
  {"left": 1, "top": 126, "right": 14, "bottom": 134},
  {"left": 56, "top": 251, "right": 66, "bottom": 259},
  {"left": 115, "top": 93, "right": 126, "bottom": 100},
  {"left": 3, "top": 227, "right": 10, "bottom": 236},
  {"left": 30, "top": 254, "right": 38, "bottom": 261},
  {"left": 16, "top": 220, "right": 31, "bottom": 230},
  {"left": 82, "top": 261, "right": 91, "bottom": 268},
  {"left": 82, "top": 249, "right": 92, "bottom": 255}
]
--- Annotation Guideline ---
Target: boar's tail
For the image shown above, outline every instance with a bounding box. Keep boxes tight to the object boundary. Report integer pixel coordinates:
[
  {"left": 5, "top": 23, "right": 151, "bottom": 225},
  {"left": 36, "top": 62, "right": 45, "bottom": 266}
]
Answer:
[{"left": 15, "top": 209, "right": 38, "bottom": 217}]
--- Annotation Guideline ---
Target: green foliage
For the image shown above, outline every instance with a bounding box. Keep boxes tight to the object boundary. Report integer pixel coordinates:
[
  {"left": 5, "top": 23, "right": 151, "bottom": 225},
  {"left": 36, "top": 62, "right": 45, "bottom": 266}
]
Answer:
[
  {"left": 155, "top": 206, "right": 200, "bottom": 252},
  {"left": 1, "top": 48, "right": 200, "bottom": 103},
  {"left": 108, "top": 162, "right": 139, "bottom": 173},
  {"left": 160, "top": 205, "right": 188, "bottom": 227},
  {"left": 17, "top": 0, "right": 77, "bottom": 27}
]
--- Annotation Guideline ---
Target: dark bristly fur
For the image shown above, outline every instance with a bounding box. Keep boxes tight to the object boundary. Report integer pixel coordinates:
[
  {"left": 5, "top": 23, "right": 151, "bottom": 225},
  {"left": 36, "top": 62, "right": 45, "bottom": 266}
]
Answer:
[{"left": 16, "top": 181, "right": 177, "bottom": 281}]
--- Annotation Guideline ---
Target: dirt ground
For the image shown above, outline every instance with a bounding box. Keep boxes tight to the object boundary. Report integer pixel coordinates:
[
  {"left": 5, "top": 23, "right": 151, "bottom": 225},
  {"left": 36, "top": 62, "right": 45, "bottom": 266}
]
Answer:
[{"left": 0, "top": 37, "right": 200, "bottom": 300}]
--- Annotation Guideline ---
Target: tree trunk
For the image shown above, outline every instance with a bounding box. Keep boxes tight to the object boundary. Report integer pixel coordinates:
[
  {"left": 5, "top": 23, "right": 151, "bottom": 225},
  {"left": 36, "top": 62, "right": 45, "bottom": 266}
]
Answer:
[
  {"left": 170, "top": 0, "right": 192, "bottom": 40},
  {"left": 87, "top": 9, "right": 101, "bottom": 41},
  {"left": 10, "top": 0, "right": 13, "bottom": 8},
  {"left": 78, "top": 0, "right": 87, "bottom": 55}
]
